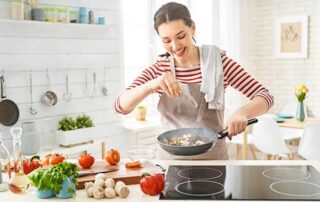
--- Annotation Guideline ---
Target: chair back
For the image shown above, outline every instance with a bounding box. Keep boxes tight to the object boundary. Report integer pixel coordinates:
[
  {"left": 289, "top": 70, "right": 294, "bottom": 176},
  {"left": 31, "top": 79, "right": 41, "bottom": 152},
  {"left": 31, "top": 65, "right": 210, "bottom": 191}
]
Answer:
[
  {"left": 252, "top": 117, "right": 291, "bottom": 155},
  {"left": 298, "top": 123, "right": 320, "bottom": 161}
]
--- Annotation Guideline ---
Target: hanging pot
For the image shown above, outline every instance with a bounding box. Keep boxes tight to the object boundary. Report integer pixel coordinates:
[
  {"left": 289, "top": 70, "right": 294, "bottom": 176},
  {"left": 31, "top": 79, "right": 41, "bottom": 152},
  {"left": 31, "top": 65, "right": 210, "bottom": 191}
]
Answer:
[{"left": 0, "top": 75, "right": 20, "bottom": 126}]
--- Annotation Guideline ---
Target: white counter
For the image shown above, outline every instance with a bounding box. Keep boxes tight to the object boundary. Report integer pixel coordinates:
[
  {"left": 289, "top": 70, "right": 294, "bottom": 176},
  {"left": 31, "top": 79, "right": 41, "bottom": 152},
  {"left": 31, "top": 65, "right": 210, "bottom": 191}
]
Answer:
[{"left": 0, "top": 160, "right": 319, "bottom": 202}]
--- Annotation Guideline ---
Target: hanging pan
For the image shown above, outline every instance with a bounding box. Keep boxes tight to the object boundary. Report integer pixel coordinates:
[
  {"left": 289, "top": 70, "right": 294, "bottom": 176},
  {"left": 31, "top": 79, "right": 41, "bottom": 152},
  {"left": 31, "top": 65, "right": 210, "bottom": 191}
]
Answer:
[{"left": 0, "top": 74, "right": 20, "bottom": 126}]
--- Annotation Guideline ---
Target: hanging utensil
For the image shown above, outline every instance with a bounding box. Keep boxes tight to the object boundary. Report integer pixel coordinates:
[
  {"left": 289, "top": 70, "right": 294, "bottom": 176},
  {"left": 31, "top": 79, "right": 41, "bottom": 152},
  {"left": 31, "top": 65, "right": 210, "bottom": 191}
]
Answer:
[
  {"left": 91, "top": 71, "right": 97, "bottom": 99},
  {"left": 101, "top": 66, "right": 108, "bottom": 96},
  {"left": 29, "top": 70, "right": 37, "bottom": 115},
  {"left": 0, "top": 72, "right": 20, "bottom": 126},
  {"left": 63, "top": 69, "right": 72, "bottom": 102},
  {"left": 84, "top": 68, "right": 90, "bottom": 97},
  {"left": 41, "top": 69, "right": 58, "bottom": 106}
]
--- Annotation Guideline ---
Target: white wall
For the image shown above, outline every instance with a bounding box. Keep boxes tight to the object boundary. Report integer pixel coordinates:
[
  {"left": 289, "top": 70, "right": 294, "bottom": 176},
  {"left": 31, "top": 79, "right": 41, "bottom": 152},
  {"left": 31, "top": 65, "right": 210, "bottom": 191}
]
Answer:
[
  {"left": 0, "top": 0, "right": 130, "bottom": 156},
  {"left": 245, "top": 0, "right": 320, "bottom": 115}
]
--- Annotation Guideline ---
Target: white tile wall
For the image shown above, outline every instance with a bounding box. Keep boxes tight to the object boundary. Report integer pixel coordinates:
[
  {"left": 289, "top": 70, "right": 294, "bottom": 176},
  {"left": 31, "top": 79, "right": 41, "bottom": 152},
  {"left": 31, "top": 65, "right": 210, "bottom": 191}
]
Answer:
[
  {"left": 0, "top": 0, "right": 128, "bottom": 157},
  {"left": 246, "top": 0, "right": 320, "bottom": 115}
]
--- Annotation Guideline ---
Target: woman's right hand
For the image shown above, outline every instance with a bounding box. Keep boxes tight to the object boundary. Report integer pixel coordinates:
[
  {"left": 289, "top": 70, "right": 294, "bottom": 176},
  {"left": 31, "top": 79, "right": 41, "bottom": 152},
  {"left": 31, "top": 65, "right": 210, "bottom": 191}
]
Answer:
[{"left": 147, "top": 72, "right": 181, "bottom": 98}]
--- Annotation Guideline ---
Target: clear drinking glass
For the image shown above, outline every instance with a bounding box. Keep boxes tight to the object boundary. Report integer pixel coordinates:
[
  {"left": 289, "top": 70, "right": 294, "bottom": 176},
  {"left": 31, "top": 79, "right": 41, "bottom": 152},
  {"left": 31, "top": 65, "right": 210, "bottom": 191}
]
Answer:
[
  {"left": 0, "top": 128, "right": 10, "bottom": 192},
  {"left": 42, "top": 119, "right": 56, "bottom": 151}
]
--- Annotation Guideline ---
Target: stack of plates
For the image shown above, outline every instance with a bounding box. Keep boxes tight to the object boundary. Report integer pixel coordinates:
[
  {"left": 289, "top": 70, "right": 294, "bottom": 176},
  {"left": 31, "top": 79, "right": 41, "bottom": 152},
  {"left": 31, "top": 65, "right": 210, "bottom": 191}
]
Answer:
[{"left": 275, "top": 114, "right": 294, "bottom": 123}]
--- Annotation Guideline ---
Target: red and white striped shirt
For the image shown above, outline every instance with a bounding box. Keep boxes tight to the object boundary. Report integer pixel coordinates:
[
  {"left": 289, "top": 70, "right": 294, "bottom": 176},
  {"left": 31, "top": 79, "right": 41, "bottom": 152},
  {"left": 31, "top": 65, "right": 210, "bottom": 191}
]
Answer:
[{"left": 114, "top": 53, "right": 274, "bottom": 114}]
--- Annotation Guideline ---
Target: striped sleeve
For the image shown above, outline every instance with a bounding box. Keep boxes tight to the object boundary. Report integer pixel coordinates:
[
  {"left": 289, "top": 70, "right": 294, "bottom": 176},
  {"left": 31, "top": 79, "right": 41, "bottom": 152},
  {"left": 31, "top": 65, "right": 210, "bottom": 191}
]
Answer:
[
  {"left": 222, "top": 54, "right": 274, "bottom": 108},
  {"left": 114, "top": 59, "right": 169, "bottom": 114}
]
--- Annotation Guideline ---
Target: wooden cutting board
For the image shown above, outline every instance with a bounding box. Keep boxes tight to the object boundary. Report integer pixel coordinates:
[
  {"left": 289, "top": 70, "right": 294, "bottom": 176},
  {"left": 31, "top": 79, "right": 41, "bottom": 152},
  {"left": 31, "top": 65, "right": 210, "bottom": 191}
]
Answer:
[{"left": 76, "top": 160, "right": 145, "bottom": 190}]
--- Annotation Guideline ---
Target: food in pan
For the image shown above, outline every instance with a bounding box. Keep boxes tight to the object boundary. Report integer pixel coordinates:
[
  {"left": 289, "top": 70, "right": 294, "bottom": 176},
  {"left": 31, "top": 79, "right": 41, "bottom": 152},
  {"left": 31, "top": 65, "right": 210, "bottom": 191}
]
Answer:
[{"left": 163, "top": 134, "right": 205, "bottom": 146}]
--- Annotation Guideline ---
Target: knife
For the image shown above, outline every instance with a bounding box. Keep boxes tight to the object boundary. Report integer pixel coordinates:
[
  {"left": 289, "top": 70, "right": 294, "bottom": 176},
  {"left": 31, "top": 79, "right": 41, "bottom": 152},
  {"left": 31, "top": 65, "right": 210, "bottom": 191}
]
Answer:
[{"left": 78, "top": 168, "right": 118, "bottom": 177}]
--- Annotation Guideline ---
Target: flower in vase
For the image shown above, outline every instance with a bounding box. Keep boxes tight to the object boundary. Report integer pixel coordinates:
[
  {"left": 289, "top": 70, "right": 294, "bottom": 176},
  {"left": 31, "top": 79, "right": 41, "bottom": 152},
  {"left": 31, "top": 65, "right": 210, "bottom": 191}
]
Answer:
[{"left": 295, "top": 84, "right": 308, "bottom": 102}]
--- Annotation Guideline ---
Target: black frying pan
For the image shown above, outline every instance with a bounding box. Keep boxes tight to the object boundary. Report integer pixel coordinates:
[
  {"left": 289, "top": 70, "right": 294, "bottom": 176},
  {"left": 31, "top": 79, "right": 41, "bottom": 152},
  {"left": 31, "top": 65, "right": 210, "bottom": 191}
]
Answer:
[
  {"left": 0, "top": 75, "right": 20, "bottom": 126},
  {"left": 157, "top": 118, "right": 258, "bottom": 156}
]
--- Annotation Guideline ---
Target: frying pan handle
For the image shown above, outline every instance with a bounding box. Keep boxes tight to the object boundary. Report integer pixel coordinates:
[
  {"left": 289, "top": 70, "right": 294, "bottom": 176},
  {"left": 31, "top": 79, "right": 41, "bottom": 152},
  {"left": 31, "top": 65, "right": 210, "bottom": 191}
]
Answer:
[
  {"left": 218, "top": 118, "right": 258, "bottom": 139},
  {"left": 0, "top": 75, "right": 6, "bottom": 99}
]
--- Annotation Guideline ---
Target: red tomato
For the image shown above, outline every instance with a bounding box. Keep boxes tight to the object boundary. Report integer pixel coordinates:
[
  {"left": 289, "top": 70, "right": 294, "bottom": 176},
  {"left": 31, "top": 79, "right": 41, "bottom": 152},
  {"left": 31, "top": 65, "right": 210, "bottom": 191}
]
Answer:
[
  {"left": 78, "top": 153, "right": 95, "bottom": 169},
  {"left": 43, "top": 154, "right": 51, "bottom": 165},
  {"left": 105, "top": 149, "right": 120, "bottom": 165},
  {"left": 23, "top": 156, "right": 42, "bottom": 174},
  {"left": 49, "top": 154, "right": 65, "bottom": 165},
  {"left": 140, "top": 173, "right": 165, "bottom": 195}
]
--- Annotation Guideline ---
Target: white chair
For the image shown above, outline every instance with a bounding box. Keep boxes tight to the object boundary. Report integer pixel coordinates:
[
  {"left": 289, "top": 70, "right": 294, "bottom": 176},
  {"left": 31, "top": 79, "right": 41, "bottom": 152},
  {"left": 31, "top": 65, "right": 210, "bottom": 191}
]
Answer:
[
  {"left": 298, "top": 123, "right": 320, "bottom": 161},
  {"left": 227, "top": 132, "right": 257, "bottom": 160},
  {"left": 252, "top": 117, "right": 293, "bottom": 160}
]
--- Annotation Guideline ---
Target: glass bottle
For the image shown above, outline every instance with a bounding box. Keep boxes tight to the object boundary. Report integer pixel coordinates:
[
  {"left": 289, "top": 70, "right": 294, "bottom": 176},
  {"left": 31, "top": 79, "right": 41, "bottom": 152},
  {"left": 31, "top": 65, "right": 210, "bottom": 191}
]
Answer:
[
  {"left": 10, "top": 0, "right": 24, "bottom": 20},
  {"left": 9, "top": 127, "right": 30, "bottom": 193},
  {"left": 0, "top": 129, "right": 10, "bottom": 192}
]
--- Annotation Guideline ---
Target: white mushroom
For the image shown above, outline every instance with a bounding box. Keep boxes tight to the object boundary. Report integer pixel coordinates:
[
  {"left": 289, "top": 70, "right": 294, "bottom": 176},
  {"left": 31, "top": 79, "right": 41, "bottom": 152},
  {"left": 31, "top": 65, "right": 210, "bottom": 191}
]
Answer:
[
  {"left": 104, "top": 187, "right": 116, "bottom": 199},
  {"left": 114, "top": 181, "right": 125, "bottom": 191},
  {"left": 104, "top": 178, "right": 115, "bottom": 189},
  {"left": 86, "top": 187, "right": 94, "bottom": 198},
  {"left": 93, "top": 186, "right": 105, "bottom": 199},
  {"left": 115, "top": 185, "right": 130, "bottom": 198},
  {"left": 95, "top": 173, "right": 107, "bottom": 181},
  {"left": 84, "top": 181, "right": 94, "bottom": 190},
  {"left": 94, "top": 178, "right": 105, "bottom": 188}
]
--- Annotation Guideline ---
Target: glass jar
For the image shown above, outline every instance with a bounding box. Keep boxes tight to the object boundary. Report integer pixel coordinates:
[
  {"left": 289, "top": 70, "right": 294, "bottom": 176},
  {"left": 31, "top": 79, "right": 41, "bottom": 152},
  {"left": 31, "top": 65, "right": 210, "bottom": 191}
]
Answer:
[
  {"left": 44, "top": 7, "right": 56, "bottom": 22},
  {"left": 69, "top": 10, "right": 77, "bottom": 23},
  {"left": 56, "top": 8, "right": 69, "bottom": 23},
  {"left": 10, "top": 0, "right": 24, "bottom": 20}
]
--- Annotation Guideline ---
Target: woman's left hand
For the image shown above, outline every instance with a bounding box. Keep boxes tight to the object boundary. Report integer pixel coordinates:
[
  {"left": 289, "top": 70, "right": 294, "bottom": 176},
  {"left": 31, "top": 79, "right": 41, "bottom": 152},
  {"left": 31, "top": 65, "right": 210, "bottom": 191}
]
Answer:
[{"left": 226, "top": 114, "right": 249, "bottom": 137}]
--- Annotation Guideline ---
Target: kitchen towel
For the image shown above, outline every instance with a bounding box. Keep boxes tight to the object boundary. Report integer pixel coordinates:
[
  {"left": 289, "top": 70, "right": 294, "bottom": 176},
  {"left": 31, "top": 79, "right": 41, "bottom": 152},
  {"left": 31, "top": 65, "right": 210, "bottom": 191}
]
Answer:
[{"left": 199, "top": 45, "right": 225, "bottom": 110}]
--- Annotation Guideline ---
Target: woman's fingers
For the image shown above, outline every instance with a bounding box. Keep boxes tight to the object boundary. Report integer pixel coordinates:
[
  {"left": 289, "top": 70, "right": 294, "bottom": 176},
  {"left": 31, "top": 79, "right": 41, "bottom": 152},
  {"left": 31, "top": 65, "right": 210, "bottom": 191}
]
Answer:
[{"left": 159, "top": 73, "right": 181, "bottom": 97}]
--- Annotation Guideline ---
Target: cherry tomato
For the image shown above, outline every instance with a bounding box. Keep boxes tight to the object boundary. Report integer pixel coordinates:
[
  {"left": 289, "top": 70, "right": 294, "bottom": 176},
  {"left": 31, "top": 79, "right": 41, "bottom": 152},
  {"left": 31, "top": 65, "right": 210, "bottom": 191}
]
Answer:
[
  {"left": 78, "top": 153, "right": 95, "bottom": 169},
  {"left": 49, "top": 154, "right": 65, "bottom": 165},
  {"left": 105, "top": 149, "right": 120, "bottom": 165},
  {"left": 140, "top": 173, "right": 165, "bottom": 195}
]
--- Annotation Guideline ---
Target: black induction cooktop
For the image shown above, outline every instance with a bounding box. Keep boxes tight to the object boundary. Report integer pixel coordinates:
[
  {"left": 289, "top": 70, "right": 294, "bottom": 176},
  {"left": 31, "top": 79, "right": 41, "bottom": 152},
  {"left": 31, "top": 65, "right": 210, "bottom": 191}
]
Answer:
[{"left": 160, "top": 165, "right": 320, "bottom": 200}]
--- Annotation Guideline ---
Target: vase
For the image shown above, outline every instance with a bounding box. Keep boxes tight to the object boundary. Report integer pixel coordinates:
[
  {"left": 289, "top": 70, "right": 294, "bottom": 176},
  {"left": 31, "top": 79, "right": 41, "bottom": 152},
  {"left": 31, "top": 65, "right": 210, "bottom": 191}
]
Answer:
[
  {"left": 56, "top": 176, "right": 76, "bottom": 199},
  {"left": 35, "top": 188, "right": 54, "bottom": 199},
  {"left": 296, "top": 101, "right": 305, "bottom": 122}
]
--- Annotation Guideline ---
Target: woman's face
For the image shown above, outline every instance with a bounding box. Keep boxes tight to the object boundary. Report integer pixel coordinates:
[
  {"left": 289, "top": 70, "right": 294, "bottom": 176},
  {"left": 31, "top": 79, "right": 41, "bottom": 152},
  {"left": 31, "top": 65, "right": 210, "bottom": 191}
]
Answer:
[{"left": 157, "top": 19, "right": 195, "bottom": 64}]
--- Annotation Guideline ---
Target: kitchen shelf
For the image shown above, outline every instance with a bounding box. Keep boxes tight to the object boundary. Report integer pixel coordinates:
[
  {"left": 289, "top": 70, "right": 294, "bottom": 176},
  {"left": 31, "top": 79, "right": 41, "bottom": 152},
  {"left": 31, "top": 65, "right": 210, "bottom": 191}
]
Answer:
[{"left": 0, "top": 18, "right": 112, "bottom": 40}]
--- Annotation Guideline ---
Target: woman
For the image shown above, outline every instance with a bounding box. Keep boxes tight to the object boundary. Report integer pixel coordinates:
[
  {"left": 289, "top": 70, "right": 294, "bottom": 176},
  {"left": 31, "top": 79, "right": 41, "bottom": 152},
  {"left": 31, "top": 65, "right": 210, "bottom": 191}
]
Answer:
[{"left": 114, "top": 2, "right": 274, "bottom": 160}]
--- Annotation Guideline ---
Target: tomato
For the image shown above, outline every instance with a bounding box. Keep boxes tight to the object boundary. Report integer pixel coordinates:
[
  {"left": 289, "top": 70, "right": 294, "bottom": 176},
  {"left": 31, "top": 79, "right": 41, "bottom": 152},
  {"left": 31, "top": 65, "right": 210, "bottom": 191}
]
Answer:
[
  {"left": 125, "top": 160, "right": 141, "bottom": 168},
  {"left": 78, "top": 153, "right": 95, "bottom": 169},
  {"left": 49, "top": 154, "right": 65, "bottom": 165},
  {"left": 43, "top": 154, "right": 51, "bottom": 165},
  {"left": 105, "top": 149, "right": 120, "bottom": 165},
  {"left": 140, "top": 173, "right": 165, "bottom": 195},
  {"left": 22, "top": 155, "right": 42, "bottom": 175}
]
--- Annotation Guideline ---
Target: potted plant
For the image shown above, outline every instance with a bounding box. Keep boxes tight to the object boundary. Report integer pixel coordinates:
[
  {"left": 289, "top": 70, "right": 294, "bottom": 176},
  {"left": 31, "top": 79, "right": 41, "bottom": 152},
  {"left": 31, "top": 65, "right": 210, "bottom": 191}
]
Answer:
[
  {"left": 28, "top": 162, "right": 79, "bottom": 199},
  {"left": 56, "top": 114, "right": 95, "bottom": 147},
  {"left": 135, "top": 105, "right": 147, "bottom": 121}
]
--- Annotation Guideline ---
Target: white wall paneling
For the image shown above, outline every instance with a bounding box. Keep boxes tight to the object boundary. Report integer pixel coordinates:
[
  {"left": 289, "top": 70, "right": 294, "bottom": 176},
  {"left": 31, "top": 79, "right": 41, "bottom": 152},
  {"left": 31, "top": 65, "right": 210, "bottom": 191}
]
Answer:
[
  {"left": 245, "top": 0, "right": 320, "bottom": 115},
  {"left": 0, "top": 0, "right": 127, "bottom": 157}
]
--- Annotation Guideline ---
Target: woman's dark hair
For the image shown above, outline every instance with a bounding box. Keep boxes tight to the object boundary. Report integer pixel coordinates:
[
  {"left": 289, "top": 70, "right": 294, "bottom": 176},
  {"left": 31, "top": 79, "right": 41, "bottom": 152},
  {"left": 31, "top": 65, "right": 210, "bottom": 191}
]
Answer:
[{"left": 154, "top": 2, "right": 193, "bottom": 33}]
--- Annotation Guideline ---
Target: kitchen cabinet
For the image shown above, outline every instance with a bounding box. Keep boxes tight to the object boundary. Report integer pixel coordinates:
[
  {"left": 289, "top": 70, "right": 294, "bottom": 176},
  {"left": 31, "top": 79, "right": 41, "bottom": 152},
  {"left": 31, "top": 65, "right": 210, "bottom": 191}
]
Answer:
[{"left": 0, "top": 160, "right": 319, "bottom": 201}]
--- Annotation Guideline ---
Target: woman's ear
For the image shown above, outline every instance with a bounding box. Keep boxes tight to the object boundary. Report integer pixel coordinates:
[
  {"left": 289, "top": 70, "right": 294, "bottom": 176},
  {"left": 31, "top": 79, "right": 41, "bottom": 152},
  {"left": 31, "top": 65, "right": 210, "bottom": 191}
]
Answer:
[{"left": 191, "top": 22, "right": 196, "bottom": 35}]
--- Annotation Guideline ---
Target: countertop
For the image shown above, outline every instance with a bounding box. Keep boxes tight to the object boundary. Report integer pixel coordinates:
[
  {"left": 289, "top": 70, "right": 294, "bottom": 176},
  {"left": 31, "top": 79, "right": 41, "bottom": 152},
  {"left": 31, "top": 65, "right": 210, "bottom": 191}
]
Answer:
[{"left": 0, "top": 160, "right": 319, "bottom": 202}]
